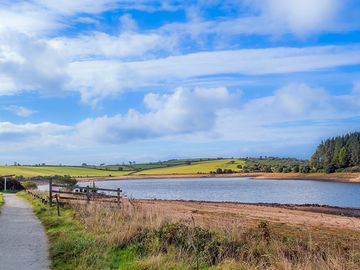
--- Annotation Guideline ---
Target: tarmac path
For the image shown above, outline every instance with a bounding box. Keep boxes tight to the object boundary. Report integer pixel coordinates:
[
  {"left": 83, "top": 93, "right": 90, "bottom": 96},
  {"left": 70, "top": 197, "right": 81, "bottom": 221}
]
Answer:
[{"left": 0, "top": 193, "right": 49, "bottom": 270}]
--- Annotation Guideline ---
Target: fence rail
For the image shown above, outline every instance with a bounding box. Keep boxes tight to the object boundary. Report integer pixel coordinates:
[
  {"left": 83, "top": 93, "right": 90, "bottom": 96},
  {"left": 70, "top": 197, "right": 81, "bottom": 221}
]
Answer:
[{"left": 26, "top": 179, "right": 124, "bottom": 217}]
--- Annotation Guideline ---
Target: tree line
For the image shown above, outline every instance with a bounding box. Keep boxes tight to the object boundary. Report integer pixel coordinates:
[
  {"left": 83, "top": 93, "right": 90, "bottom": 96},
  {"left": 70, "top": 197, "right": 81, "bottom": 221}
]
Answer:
[{"left": 310, "top": 132, "right": 360, "bottom": 173}]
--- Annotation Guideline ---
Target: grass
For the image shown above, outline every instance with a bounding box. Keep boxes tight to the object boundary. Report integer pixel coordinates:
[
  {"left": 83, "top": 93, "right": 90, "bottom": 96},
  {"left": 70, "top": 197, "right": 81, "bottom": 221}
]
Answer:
[
  {"left": 135, "top": 159, "right": 245, "bottom": 175},
  {"left": 0, "top": 166, "right": 134, "bottom": 178},
  {"left": 0, "top": 192, "right": 3, "bottom": 208},
  {"left": 20, "top": 191, "right": 360, "bottom": 269}
]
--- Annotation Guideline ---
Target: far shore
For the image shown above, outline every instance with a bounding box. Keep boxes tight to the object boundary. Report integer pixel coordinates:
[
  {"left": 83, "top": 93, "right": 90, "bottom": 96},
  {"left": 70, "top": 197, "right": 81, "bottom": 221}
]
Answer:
[{"left": 75, "top": 172, "right": 360, "bottom": 183}]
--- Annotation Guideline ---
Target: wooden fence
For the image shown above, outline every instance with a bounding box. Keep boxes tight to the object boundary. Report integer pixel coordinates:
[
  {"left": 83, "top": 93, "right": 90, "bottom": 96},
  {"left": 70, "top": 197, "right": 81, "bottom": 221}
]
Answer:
[
  {"left": 49, "top": 179, "right": 122, "bottom": 206},
  {"left": 26, "top": 179, "right": 123, "bottom": 216}
]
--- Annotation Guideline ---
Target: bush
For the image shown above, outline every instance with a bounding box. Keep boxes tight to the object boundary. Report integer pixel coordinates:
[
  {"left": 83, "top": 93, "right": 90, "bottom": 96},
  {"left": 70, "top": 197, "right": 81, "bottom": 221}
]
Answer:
[
  {"left": 22, "top": 180, "right": 38, "bottom": 190},
  {"left": 0, "top": 178, "right": 24, "bottom": 191},
  {"left": 53, "top": 175, "right": 77, "bottom": 188}
]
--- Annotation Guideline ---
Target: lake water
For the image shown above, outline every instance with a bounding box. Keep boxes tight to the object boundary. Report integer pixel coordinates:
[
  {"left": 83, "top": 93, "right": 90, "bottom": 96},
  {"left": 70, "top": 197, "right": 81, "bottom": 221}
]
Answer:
[{"left": 77, "top": 177, "right": 360, "bottom": 208}]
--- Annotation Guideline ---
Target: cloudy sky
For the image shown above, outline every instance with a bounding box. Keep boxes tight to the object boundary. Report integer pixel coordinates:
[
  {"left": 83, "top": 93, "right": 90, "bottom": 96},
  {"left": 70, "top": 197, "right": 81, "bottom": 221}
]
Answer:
[{"left": 0, "top": 0, "right": 360, "bottom": 164}]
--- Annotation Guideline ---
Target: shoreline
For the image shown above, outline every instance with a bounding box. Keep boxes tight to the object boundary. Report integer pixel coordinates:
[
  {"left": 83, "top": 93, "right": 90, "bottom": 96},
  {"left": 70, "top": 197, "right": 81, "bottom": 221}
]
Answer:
[
  {"left": 75, "top": 172, "right": 360, "bottom": 183},
  {"left": 136, "top": 198, "right": 360, "bottom": 218}
]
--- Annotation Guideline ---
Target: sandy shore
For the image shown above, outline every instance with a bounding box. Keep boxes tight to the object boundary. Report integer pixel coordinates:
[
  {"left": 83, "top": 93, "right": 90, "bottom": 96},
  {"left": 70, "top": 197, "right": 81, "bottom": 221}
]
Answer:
[
  {"left": 135, "top": 199, "right": 360, "bottom": 232},
  {"left": 76, "top": 172, "right": 360, "bottom": 183}
]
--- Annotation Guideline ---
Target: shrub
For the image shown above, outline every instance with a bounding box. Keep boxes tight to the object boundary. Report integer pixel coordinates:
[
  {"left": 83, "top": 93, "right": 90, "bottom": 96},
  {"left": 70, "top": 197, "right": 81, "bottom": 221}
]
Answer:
[
  {"left": 22, "top": 180, "right": 38, "bottom": 190},
  {"left": 0, "top": 178, "right": 24, "bottom": 191}
]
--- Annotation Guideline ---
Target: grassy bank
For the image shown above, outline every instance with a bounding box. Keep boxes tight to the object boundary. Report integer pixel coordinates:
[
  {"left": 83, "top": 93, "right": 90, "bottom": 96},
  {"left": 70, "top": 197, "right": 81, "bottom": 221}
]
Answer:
[{"left": 20, "top": 192, "right": 360, "bottom": 269}]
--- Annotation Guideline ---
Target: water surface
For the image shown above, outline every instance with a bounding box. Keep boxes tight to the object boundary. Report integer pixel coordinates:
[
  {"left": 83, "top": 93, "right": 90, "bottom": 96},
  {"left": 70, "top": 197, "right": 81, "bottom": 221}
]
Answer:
[{"left": 78, "top": 177, "right": 360, "bottom": 208}]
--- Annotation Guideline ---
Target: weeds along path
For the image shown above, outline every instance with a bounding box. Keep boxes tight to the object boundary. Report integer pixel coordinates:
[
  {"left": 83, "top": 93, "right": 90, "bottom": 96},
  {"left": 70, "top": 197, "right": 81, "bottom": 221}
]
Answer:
[{"left": 0, "top": 193, "right": 49, "bottom": 270}]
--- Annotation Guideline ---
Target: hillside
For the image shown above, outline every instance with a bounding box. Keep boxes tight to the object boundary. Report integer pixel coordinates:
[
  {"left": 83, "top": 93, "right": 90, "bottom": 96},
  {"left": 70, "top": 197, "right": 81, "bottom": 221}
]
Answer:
[{"left": 135, "top": 159, "right": 244, "bottom": 175}]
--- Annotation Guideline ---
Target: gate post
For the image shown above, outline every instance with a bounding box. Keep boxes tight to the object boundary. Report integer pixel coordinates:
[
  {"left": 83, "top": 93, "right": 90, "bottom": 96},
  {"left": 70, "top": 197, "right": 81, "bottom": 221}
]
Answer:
[{"left": 49, "top": 178, "right": 53, "bottom": 207}]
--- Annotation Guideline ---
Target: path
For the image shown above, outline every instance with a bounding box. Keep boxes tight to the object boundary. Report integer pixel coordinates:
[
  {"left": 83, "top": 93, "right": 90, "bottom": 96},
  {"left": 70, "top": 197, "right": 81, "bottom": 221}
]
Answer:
[{"left": 0, "top": 193, "right": 49, "bottom": 270}]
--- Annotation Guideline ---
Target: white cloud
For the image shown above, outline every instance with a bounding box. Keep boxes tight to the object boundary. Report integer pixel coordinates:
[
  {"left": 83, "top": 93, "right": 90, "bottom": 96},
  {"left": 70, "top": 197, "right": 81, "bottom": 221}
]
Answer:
[
  {"left": 49, "top": 31, "right": 176, "bottom": 60},
  {"left": 0, "top": 30, "right": 69, "bottom": 96},
  {"left": 251, "top": 0, "right": 342, "bottom": 36},
  {"left": 0, "top": 121, "right": 72, "bottom": 149},
  {"left": 215, "top": 82, "right": 360, "bottom": 143},
  {"left": 0, "top": 0, "right": 121, "bottom": 35},
  {"left": 68, "top": 45, "right": 360, "bottom": 104},
  {"left": 2, "top": 105, "right": 36, "bottom": 117},
  {"left": 1, "top": 82, "right": 360, "bottom": 162},
  {"left": 160, "top": 0, "right": 356, "bottom": 43},
  {"left": 74, "top": 82, "right": 360, "bottom": 145},
  {"left": 76, "top": 87, "right": 238, "bottom": 143}
]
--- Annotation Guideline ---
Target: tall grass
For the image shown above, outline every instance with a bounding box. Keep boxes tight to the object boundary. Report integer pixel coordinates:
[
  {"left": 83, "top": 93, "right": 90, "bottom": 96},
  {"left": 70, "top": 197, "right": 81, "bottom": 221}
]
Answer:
[{"left": 73, "top": 200, "right": 360, "bottom": 269}]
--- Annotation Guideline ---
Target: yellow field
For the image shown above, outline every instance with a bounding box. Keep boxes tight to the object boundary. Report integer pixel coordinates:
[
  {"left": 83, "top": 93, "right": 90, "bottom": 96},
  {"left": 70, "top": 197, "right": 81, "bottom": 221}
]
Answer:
[
  {"left": 0, "top": 166, "right": 133, "bottom": 178},
  {"left": 135, "top": 159, "right": 244, "bottom": 175}
]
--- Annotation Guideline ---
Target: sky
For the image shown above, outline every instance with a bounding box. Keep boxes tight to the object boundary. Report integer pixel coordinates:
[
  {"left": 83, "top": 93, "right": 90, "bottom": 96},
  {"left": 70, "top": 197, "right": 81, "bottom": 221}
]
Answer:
[{"left": 0, "top": 0, "right": 360, "bottom": 165}]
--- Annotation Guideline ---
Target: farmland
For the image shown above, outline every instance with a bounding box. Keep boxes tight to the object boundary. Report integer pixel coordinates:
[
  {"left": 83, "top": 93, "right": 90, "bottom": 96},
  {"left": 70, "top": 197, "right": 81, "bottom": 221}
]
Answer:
[
  {"left": 0, "top": 166, "right": 133, "bottom": 178},
  {"left": 135, "top": 158, "right": 244, "bottom": 175}
]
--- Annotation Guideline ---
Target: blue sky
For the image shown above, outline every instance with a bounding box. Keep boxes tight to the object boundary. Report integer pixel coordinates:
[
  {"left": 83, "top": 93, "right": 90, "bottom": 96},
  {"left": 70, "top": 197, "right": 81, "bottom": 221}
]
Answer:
[{"left": 0, "top": 0, "right": 360, "bottom": 165}]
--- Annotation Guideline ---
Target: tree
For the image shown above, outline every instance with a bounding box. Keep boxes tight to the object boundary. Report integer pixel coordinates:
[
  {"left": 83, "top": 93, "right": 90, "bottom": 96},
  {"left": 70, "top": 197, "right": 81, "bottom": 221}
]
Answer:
[
  {"left": 216, "top": 168, "right": 223, "bottom": 174},
  {"left": 338, "top": 146, "right": 349, "bottom": 168},
  {"left": 311, "top": 132, "right": 360, "bottom": 172}
]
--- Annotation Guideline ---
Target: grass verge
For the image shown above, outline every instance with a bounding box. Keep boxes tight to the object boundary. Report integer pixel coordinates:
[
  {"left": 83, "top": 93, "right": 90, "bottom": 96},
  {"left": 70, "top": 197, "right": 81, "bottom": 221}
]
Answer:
[
  {"left": 18, "top": 192, "right": 114, "bottom": 269},
  {"left": 0, "top": 192, "right": 3, "bottom": 208}
]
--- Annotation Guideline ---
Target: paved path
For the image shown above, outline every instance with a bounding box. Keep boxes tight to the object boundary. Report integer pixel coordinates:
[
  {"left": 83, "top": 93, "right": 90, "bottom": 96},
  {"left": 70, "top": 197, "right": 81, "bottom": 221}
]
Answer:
[{"left": 0, "top": 194, "right": 49, "bottom": 270}]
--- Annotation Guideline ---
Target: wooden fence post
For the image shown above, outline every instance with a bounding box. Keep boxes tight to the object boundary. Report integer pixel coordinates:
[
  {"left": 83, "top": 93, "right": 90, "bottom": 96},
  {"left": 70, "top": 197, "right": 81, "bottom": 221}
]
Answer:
[
  {"left": 86, "top": 186, "right": 90, "bottom": 203},
  {"left": 49, "top": 178, "right": 53, "bottom": 207},
  {"left": 55, "top": 194, "right": 60, "bottom": 216},
  {"left": 117, "top": 188, "right": 121, "bottom": 206}
]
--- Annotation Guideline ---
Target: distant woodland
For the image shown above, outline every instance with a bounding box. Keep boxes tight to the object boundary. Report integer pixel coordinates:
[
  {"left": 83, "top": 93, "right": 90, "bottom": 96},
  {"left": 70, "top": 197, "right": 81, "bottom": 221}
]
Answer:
[{"left": 310, "top": 132, "right": 360, "bottom": 173}]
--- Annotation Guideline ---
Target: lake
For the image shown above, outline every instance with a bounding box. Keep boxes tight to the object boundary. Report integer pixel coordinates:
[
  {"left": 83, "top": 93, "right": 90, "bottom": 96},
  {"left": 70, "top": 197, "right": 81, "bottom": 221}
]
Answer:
[{"left": 77, "top": 177, "right": 360, "bottom": 208}]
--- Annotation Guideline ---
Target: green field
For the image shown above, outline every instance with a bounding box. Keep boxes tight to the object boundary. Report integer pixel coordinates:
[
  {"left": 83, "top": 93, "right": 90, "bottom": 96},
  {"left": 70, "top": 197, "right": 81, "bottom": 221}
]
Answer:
[
  {"left": 0, "top": 166, "right": 134, "bottom": 177},
  {"left": 92, "top": 158, "right": 215, "bottom": 172},
  {"left": 135, "top": 159, "right": 244, "bottom": 175}
]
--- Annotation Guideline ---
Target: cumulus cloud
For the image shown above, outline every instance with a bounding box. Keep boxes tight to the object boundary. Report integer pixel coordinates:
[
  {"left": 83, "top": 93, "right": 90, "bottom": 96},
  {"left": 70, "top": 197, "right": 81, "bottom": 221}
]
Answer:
[
  {"left": 76, "top": 87, "right": 238, "bottom": 143},
  {"left": 216, "top": 82, "right": 360, "bottom": 143},
  {"left": 1, "top": 82, "right": 360, "bottom": 161},
  {"left": 73, "top": 82, "right": 360, "bottom": 145}
]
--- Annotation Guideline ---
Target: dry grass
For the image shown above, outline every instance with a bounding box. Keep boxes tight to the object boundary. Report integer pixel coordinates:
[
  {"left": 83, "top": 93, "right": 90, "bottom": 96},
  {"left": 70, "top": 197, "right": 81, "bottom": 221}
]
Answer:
[
  {"left": 71, "top": 200, "right": 173, "bottom": 246},
  {"left": 69, "top": 199, "right": 360, "bottom": 269}
]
